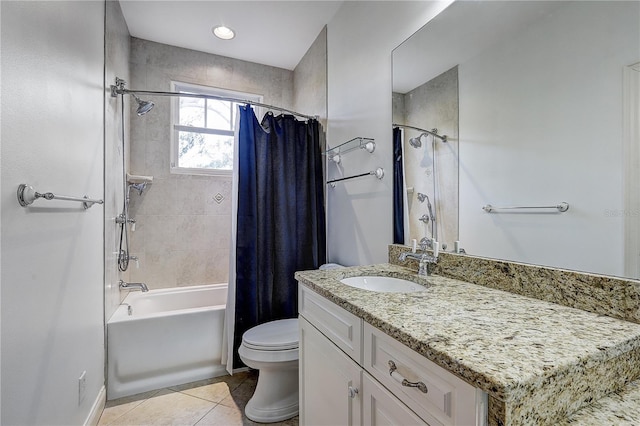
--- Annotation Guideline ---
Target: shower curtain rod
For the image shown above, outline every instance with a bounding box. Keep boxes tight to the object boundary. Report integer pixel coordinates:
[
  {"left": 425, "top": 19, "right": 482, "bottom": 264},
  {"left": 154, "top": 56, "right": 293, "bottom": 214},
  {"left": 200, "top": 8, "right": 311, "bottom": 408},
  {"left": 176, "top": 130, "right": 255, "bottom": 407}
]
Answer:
[
  {"left": 393, "top": 123, "right": 448, "bottom": 142},
  {"left": 112, "top": 86, "right": 319, "bottom": 121}
]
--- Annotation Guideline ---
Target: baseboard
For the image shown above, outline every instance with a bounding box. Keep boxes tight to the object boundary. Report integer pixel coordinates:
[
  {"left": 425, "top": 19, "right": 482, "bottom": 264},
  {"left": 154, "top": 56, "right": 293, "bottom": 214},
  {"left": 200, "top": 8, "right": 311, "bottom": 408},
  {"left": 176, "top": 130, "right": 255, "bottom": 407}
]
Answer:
[
  {"left": 232, "top": 367, "right": 250, "bottom": 374},
  {"left": 84, "top": 385, "right": 106, "bottom": 426}
]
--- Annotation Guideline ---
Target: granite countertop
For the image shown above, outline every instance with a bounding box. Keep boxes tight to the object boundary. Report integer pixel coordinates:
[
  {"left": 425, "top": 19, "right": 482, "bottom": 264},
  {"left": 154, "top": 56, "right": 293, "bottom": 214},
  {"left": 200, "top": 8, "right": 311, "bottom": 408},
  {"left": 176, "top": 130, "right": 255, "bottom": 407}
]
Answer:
[{"left": 295, "top": 263, "right": 640, "bottom": 425}]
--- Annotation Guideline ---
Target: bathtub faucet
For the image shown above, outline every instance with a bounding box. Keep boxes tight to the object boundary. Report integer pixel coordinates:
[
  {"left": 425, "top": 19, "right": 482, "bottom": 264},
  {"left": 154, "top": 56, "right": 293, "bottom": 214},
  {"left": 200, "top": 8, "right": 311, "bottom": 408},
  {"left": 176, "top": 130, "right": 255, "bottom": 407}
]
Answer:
[{"left": 119, "top": 280, "right": 149, "bottom": 292}]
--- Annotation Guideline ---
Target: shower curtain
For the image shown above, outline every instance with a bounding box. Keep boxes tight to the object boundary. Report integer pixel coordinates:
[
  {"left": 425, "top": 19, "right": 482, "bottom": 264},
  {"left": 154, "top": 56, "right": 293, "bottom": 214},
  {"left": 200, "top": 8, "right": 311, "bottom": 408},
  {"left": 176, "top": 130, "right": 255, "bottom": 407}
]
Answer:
[{"left": 223, "top": 105, "right": 326, "bottom": 371}]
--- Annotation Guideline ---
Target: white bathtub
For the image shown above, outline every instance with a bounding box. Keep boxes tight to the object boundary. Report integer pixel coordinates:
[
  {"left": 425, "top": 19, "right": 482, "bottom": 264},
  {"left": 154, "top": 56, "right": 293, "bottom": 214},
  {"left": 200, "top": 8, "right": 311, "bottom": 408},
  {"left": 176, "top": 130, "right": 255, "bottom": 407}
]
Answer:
[{"left": 107, "top": 283, "right": 228, "bottom": 399}]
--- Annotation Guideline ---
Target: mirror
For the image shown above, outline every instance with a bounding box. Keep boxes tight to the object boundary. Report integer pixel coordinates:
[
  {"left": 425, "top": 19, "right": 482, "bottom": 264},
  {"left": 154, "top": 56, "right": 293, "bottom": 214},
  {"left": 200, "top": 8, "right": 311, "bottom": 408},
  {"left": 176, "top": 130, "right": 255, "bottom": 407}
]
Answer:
[{"left": 393, "top": 1, "right": 640, "bottom": 279}]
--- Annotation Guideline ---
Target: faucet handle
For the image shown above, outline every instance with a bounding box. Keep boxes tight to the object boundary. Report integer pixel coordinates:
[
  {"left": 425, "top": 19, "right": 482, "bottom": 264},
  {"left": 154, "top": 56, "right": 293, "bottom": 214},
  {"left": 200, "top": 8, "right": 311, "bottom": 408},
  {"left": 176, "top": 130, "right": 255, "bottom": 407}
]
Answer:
[{"left": 419, "top": 237, "right": 432, "bottom": 251}]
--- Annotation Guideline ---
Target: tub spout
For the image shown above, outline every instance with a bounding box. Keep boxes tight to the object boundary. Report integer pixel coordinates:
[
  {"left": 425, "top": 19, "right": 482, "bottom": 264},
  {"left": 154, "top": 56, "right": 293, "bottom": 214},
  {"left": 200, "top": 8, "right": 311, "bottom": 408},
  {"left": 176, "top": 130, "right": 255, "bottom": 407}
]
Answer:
[{"left": 119, "top": 280, "right": 148, "bottom": 292}]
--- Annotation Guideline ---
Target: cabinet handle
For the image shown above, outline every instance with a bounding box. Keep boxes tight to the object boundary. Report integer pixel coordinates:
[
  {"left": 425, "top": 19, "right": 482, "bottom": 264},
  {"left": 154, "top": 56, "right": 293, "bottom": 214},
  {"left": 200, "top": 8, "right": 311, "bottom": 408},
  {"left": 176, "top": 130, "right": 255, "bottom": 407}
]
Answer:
[
  {"left": 388, "top": 360, "right": 428, "bottom": 394},
  {"left": 348, "top": 386, "right": 359, "bottom": 399}
]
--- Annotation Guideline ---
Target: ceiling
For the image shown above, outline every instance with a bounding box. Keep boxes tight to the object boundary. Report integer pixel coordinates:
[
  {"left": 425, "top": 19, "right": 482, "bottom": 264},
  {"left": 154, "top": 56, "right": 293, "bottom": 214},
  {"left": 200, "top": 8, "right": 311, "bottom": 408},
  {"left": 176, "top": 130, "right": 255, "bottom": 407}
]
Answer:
[{"left": 119, "top": 1, "right": 344, "bottom": 71}]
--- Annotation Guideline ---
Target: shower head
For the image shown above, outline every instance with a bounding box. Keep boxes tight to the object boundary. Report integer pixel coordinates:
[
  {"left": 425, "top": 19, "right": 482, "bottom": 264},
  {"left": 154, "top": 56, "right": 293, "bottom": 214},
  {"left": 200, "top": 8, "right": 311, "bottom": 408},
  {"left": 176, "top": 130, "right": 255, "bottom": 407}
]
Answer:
[
  {"left": 131, "top": 93, "right": 155, "bottom": 116},
  {"left": 409, "top": 133, "right": 427, "bottom": 148}
]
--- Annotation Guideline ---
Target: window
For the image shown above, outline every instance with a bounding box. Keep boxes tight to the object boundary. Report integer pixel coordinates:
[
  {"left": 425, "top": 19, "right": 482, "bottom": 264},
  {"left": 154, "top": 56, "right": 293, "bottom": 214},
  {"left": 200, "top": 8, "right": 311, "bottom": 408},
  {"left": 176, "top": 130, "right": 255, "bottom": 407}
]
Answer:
[{"left": 170, "top": 81, "right": 263, "bottom": 175}]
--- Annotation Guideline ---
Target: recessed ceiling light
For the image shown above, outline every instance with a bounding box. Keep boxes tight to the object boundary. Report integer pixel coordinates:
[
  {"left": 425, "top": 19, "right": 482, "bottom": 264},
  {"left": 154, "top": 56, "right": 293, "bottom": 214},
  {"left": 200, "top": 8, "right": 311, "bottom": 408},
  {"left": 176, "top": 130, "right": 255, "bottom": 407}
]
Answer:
[{"left": 212, "top": 25, "right": 235, "bottom": 40}]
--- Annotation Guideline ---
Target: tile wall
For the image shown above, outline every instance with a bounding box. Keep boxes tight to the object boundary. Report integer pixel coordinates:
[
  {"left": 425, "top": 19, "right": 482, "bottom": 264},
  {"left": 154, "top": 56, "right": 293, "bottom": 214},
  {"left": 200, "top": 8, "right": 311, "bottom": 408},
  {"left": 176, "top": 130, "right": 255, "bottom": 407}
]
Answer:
[{"left": 127, "top": 31, "right": 327, "bottom": 290}]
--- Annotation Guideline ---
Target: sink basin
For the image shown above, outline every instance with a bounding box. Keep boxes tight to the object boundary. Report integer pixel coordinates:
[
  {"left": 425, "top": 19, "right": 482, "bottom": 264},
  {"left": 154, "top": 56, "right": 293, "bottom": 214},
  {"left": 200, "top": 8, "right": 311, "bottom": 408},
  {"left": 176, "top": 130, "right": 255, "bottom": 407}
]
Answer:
[{"left": 339, "top": 276, "right": 426, "bottom": 293}]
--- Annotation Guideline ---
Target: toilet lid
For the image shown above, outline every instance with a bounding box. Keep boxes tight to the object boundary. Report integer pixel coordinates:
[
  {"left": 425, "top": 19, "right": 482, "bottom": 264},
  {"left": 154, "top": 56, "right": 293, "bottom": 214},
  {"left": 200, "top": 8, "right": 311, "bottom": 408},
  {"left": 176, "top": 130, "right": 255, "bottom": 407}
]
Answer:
[{"left": 242, "top": 318, "right": 299, "bottom": 351}]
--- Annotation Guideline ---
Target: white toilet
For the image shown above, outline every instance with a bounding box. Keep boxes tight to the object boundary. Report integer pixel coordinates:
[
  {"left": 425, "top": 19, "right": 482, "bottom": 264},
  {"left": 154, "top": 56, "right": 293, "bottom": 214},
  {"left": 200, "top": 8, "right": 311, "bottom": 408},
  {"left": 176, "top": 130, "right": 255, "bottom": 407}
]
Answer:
[{"left": 238, "top": 318, "right": 299, "bottom": 423}]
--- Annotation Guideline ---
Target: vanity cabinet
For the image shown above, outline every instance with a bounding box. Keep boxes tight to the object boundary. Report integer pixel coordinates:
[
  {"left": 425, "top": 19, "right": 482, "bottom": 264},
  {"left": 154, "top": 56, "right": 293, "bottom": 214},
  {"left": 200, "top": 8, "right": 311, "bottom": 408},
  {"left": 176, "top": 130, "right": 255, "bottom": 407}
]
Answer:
[{"left": 299, "top": 285, "right": 487, "bottom": 426}]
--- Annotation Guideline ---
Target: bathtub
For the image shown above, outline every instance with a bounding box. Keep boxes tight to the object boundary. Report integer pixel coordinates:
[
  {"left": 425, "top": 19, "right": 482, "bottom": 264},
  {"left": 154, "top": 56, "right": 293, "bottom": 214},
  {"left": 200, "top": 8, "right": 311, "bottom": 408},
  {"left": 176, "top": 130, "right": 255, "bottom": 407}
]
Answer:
[{"left": 107, "top": 283, "right": 228, "bottom": 399}]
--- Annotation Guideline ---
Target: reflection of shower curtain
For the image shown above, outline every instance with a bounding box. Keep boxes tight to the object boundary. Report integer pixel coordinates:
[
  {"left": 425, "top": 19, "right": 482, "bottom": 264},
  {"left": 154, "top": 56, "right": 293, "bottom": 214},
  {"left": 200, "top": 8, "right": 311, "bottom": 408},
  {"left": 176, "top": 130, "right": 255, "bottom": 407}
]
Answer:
[
  {"left": 224, "top": 105, "right": 326, "bottom": 371},
  {"left": 393, "top": 127, "right": 405, "bottom": 244},
  {"left": 393, "top": 128, "right": 410, "bottom": 244}
]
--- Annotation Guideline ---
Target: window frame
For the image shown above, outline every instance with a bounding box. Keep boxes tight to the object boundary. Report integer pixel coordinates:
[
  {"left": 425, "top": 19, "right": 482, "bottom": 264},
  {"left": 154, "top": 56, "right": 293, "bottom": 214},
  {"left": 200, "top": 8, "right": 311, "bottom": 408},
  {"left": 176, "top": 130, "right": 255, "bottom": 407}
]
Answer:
[{"left": 170, "top": 81, "right": 263, "bottom": 176}]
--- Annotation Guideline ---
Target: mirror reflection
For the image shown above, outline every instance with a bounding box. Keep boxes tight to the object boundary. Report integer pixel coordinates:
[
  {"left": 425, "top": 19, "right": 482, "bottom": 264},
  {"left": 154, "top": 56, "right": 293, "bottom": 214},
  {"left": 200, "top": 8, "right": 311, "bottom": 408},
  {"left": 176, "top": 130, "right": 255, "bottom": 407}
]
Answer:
[
  {"left": 393, "top": 1, "right": 640, "bottom": 279},
  {"left": 392, "top": 67, "right": 459, "bottom": 252}
]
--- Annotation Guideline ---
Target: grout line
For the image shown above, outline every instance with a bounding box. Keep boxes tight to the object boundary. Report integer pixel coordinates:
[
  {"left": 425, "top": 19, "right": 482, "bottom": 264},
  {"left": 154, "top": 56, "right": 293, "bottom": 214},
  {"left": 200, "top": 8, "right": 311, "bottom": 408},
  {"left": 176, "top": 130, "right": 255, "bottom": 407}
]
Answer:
[
  {"left": 175, "top": 389, "right": 225, "bottom": 404},
  {"left": 192, "top": 402, "right": 221, "bottom": 426},
  {"left": 99, "top": 394, "right": 154, "bottom": 426}
]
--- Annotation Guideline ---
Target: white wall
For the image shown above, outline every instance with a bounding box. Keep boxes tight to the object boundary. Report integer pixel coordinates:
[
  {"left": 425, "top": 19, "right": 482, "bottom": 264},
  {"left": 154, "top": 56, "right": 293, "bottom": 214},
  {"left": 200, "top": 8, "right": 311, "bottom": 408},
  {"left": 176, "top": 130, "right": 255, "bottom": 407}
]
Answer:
[
  {"left": 1, "top": 2, "right": 105, "bottom": 424},
  {"left": 458, "top": 1, "right": 639, "bottom": 276},
  {"left": 326, "top": 1, "right": 453, "bottom": 266}
]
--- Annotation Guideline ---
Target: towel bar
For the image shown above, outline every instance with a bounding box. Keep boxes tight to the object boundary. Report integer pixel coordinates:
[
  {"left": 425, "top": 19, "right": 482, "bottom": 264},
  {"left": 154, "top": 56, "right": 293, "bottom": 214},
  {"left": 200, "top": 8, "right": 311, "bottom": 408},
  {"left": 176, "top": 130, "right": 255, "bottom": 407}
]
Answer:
[
  {"left": 482, "top": 202, "right": 569, "bottom": 213},
  {"left": 327, "top": 168, "right": 384, "bottom": 187},
  {"left": 17, "top": 184, "right": 103, "bottom": 209}
]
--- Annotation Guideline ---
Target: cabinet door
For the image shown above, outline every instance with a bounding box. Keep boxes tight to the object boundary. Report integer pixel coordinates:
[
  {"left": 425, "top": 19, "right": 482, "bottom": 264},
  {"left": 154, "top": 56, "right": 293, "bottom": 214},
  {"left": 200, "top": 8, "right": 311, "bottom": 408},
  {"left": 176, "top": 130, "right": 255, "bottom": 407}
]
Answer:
[
  {"left": 299, "top": 316, "right": 362, "bottom": 426},
  {"left": 362, "top": 372, "right": 428, "bottom": 426}
]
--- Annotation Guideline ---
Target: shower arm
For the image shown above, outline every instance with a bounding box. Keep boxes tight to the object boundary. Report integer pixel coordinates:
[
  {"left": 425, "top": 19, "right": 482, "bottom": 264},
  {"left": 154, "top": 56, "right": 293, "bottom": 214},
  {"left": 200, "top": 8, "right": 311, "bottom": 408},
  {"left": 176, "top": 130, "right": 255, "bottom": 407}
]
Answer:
[
  {"left": 393, "top": 123, "right": 447, "bottom": 142},
  {"left": 110, "top": 79, "right": 318, "bottom": 121}
]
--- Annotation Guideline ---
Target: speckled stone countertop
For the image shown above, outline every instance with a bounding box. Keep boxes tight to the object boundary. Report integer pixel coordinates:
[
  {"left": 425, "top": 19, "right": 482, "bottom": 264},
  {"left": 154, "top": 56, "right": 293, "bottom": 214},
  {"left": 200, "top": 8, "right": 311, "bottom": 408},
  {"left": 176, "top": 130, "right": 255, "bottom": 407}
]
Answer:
[
  {"left": 561, "top": 379, "right": 640, "bottom": 425},
  {"left": 295, "top": 264, "right": 640, "bottom": 425}
]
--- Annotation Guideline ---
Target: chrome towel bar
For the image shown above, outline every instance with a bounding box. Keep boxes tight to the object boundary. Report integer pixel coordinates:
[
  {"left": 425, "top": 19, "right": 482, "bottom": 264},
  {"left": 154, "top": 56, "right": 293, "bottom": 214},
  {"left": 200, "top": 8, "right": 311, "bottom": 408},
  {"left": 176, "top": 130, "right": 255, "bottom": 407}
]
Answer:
[
  {"left": 327, "top": 167, "right": 384, "bottom": 188},
  {"left": 17, "top": 184, "right": 104, "bottom": 209},
  {"left": 482, "top": 202, "right": 569, "bottom": 213}
]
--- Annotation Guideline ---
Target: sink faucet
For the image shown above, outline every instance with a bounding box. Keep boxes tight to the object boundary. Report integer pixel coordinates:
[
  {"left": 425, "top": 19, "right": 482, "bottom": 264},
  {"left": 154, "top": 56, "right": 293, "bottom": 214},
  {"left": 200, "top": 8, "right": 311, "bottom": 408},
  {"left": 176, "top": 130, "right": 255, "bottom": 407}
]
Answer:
[
  {"left": 119, "top": 280, "right": 149, "bottom": 292},
  {"left": 398, "top": 239, "right": 439, "bottom": 276},
  {"left": 399, "top": 251, "right": 438, "bottom": 276}
]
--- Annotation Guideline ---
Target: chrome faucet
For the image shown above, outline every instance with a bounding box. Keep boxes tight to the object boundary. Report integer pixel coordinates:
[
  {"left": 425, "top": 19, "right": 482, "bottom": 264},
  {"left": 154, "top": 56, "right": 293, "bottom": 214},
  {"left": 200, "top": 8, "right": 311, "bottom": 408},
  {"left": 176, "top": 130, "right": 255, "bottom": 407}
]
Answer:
[
  {"left": 398, "top": 239, "right": 438, "bottom": 276},
  {"left": 119, "top": 280, "right": 148, "bottom": 292},
  {"left": 399, "top": 251, "right": 438, "bottom": 276}
]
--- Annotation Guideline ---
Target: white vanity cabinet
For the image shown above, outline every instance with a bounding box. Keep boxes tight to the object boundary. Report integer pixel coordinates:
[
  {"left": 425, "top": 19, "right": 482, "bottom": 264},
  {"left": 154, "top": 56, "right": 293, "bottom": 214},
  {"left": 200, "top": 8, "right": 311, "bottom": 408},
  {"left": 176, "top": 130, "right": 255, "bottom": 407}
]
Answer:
[{"left": 299, "top": 285, "right": 487, "bottom": 426}]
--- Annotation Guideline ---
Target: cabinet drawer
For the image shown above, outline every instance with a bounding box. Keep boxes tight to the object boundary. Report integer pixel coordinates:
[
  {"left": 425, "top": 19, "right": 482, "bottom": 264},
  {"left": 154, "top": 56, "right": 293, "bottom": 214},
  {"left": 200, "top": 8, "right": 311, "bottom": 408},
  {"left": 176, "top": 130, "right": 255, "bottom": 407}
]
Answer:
[
  {"left": 364, "top": 323, "right": 486, "bottom": 426},
  {"left": 299, "top": 285, "right": 363, "bottom": 364}
]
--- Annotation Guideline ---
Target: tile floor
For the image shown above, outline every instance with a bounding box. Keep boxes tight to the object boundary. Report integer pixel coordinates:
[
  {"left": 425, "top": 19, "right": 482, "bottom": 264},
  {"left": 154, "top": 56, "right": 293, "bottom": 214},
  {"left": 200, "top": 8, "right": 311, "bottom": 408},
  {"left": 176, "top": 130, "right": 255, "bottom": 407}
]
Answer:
[{"left": 98, "top": 371, "right": 299, "bottom": 426}]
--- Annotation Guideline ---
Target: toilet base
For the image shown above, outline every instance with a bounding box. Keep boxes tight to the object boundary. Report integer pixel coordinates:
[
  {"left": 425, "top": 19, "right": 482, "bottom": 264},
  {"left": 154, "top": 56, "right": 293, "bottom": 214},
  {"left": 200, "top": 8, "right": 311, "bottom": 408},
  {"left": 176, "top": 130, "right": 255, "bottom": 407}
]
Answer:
[{"left": 244, "top": 363, "right": 299, "bottom": 423}]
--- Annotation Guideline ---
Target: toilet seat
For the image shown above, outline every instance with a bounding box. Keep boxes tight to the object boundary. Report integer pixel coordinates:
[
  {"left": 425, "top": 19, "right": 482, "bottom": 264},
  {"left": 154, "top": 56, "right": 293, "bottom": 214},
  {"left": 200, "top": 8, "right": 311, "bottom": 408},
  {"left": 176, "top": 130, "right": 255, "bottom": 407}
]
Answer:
[{"left": 242, "top": 318, "right": 299, "bottom": 351}]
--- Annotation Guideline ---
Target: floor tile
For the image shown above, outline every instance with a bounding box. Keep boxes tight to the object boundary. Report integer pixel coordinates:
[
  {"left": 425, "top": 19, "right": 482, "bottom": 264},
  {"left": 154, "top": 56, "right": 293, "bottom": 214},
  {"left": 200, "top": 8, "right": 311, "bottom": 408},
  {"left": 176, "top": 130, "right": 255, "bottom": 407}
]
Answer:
[
  {"left": 218, "top": 372, "right": 258, "bottom": 410},
  {"left": 170, "top": 371, "right": 252, "bottom": 403},
  {"left": 106, "top": 389, "right": 216, "bottom": 426},
  {"left": 195, "top": 403, "right": 246, "bottom": 426},
  {"left": 196, "top": 403, "right": 298, "bottom": 426},
  {"left": 98, "top": 390, "right": 163, "bottom": 425},
  {"left": 98, "top": 371, "right": 298, "bottom": 426}
]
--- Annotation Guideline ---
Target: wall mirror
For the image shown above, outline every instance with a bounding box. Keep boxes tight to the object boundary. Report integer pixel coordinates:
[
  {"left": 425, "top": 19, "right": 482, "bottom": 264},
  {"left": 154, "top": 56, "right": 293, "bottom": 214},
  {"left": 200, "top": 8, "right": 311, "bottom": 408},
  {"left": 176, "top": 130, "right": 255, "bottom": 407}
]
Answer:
[{"left": 392, "top": 1, "right": 640, "bottom": 279}]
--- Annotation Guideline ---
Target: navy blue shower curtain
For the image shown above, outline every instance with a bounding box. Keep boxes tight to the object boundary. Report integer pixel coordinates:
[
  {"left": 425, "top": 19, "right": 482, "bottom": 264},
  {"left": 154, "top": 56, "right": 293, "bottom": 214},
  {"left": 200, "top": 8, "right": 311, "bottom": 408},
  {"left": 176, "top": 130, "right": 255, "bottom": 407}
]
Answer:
[
  {"left": 393, "top": 127, "right": 405, "bottom": 244},
  {"left": 233, "top": 106, "right": 326, "bottom": 366}
]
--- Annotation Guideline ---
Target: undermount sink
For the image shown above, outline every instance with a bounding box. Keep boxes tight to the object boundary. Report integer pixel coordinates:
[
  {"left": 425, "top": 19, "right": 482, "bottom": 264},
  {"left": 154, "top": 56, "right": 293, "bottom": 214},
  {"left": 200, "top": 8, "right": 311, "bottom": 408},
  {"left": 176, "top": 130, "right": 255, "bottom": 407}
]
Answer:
[{"left": 340, "top": 276, "right": 426, "bottom": 293}]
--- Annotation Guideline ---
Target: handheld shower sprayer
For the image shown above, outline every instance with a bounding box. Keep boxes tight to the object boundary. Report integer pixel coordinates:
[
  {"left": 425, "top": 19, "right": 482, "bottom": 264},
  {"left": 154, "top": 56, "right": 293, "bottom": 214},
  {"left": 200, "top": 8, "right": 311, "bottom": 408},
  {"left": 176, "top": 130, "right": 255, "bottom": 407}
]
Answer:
[
  {"left": 128, "top": 183, "right": 147, "bottom": 197},
  {"left": 424, "top": 195, "right": 435, "bottom": 223},
  {"left": 417, "top": 193, "right": 434, "bottom": 220}
]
